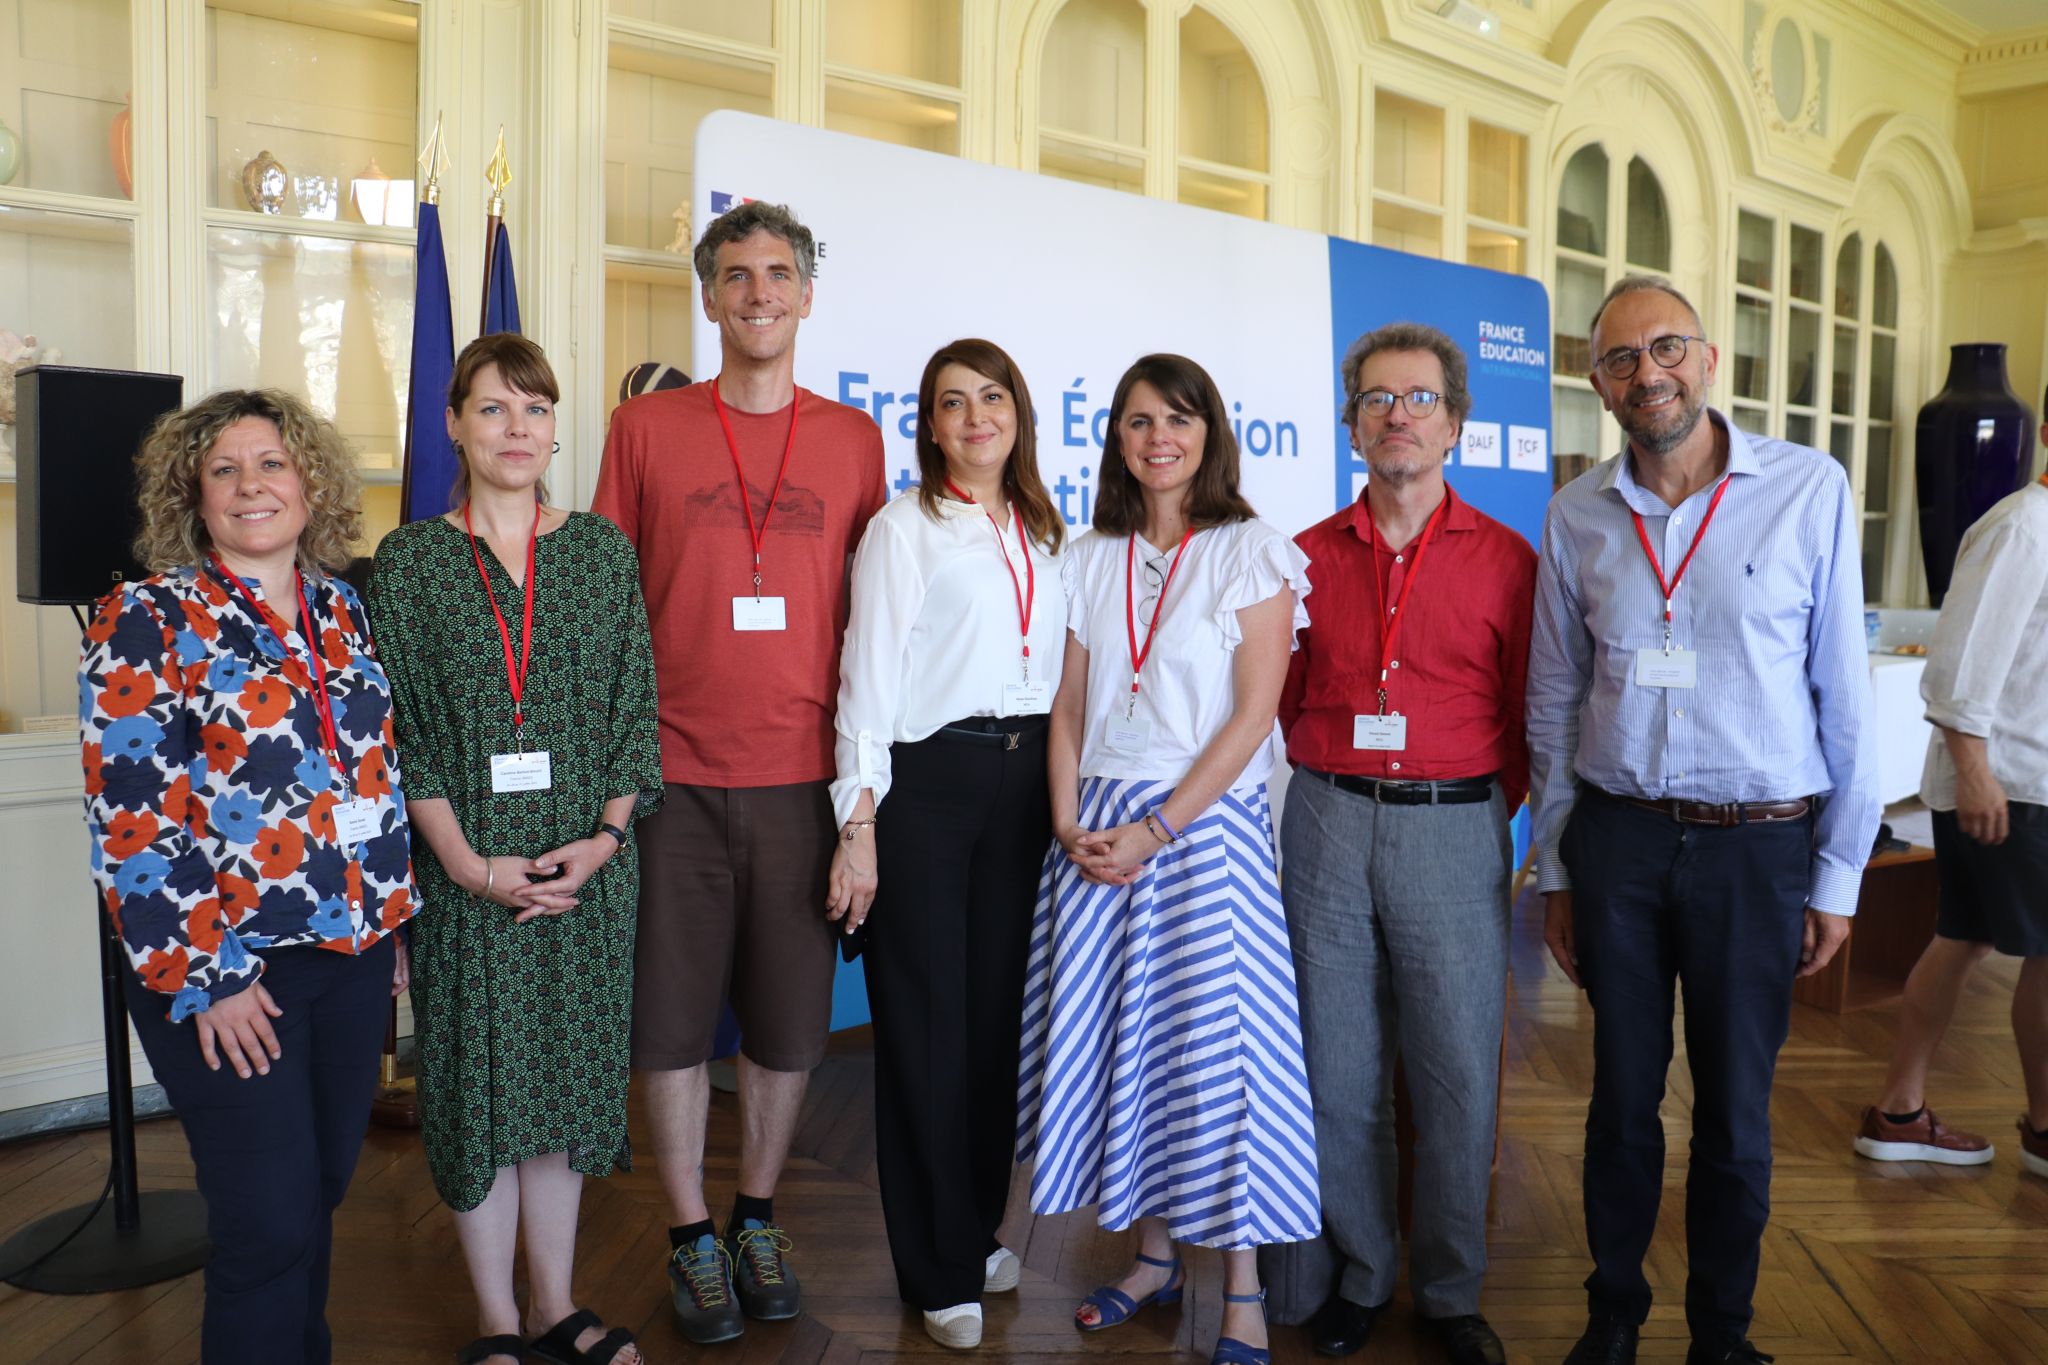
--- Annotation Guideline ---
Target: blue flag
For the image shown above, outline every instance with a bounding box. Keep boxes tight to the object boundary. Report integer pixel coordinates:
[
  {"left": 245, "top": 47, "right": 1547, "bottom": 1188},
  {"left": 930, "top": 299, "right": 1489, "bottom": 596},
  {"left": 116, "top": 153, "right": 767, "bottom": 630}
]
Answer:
[
  {"left": 401, "top": 199, "right": 456, "bottom": 523},
  {"left": 482, "top": 220, "right": 521, "bottom": 336}
]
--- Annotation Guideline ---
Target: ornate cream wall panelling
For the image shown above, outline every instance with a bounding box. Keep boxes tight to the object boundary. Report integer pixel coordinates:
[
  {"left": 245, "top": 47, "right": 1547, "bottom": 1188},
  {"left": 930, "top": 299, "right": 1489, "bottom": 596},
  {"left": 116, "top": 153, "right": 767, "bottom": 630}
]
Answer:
[{"left": 1958, "top": 83, "right": 2048, "bottom": 230}]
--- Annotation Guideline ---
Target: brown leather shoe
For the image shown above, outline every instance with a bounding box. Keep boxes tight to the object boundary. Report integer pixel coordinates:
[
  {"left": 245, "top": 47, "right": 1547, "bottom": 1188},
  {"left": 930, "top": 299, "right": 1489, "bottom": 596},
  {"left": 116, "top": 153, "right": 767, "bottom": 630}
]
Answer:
[
  {"left": 1852, "top": 1106, "right": 1993, "bottom": 1165},
  {"left": 2019, "top": 1118, "right": 2048, "bottom": 1179}
]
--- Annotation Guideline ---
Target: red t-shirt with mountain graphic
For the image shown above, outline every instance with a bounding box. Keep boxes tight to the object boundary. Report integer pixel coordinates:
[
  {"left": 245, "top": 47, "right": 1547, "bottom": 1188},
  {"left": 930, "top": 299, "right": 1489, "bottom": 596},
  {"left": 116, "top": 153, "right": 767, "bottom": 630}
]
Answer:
[{"left": 593, "top": 381, "right": 887, "bottom": 787}]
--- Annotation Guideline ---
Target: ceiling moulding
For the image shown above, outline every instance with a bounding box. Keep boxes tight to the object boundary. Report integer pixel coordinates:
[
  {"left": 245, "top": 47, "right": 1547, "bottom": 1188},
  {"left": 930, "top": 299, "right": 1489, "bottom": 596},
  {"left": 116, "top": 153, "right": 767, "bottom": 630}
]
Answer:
[
  {"left": 1964, "top": 217, "right": 2048, "bottom": 255},
  {"left": 1958, "top": 26, "right": 2048, "bottom": 97},
  {"left": 1376, "top": 0, "right": 1569, "bottom": 102},
  {"left": 1814, "top": 0, "right": 1974, "bottom": 66}
]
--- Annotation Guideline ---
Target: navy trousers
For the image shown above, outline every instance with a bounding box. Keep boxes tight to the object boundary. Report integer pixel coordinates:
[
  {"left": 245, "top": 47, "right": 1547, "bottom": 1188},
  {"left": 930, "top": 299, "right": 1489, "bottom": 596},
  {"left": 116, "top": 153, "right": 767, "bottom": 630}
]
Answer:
[
  {"left": 125, "top": 935, "right": 393, "bottom": 1365},
  {"left": 1562, "top": 789, "right": 1810, "bottom": 1348}
]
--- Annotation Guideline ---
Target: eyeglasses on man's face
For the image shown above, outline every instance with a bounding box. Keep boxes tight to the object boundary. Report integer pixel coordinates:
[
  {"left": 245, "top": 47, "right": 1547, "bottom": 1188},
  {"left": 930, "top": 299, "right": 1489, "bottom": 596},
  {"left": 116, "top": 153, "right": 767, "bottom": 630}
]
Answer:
[
  {"left": 1596, "top": 333, "right": 1707, "bottom": 381},
  {"left": 1354, "top": 387, "right": 1442, "bottom": 420}
]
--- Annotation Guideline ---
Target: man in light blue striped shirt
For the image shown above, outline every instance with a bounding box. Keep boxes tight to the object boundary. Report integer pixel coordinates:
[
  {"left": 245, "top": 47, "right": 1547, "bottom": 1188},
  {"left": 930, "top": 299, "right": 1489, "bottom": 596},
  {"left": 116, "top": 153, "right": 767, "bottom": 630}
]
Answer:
[{"left": 1527, "top": 275, "right": 1880, "bottom": 1365}]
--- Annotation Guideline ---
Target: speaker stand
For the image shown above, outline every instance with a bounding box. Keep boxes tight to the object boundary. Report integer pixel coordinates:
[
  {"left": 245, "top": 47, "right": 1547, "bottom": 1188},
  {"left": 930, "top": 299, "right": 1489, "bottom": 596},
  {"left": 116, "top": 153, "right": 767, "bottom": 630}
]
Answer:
[{"left": 1, "top": 913, "right": 210, "bottom": 1293}]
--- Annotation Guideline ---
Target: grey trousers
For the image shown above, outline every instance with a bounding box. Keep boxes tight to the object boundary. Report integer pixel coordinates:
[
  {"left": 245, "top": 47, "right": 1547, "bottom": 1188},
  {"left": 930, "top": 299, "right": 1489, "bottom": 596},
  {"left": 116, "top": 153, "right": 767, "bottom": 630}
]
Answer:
[{"left": 1260, "top": 769, "right": 1512, "bottom": 1322}]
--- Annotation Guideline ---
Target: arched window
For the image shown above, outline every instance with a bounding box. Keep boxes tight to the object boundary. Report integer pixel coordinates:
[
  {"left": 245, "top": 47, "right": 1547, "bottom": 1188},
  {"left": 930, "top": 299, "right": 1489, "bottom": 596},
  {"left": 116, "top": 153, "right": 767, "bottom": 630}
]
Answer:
[
  {"left": 1831, "top": 234, "right": 1901, "bottom": 601},
  {"left": 1036, "top": 0, "right": 1273, "bottom": 220},
  {"left": 1551, "top": 145, "right": 1670, "bottom": 488}
]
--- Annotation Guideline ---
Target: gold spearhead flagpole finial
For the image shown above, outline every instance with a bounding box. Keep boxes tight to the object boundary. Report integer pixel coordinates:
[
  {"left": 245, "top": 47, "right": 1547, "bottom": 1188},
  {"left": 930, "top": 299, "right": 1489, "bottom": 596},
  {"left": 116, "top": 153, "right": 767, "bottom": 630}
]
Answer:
[
  {"left": 417, "top": 110, "right": 450, "bottom": 204},
  {"left": 484, "top": 125, "right": 511, "bottom": 217}
]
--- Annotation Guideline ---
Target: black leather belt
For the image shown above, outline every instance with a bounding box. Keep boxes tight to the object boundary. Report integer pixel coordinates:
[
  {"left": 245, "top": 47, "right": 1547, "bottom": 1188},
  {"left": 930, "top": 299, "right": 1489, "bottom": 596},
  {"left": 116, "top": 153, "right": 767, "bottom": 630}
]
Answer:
[
  {"left": 937, "top": 715, "right": 1049, "bottom": 751},
  {"left": 1305, "top": 768, "right": 1496, "bottom": 805},
  {"left": 1597, "top": 787, "right": 1813, "bottom": 827}
]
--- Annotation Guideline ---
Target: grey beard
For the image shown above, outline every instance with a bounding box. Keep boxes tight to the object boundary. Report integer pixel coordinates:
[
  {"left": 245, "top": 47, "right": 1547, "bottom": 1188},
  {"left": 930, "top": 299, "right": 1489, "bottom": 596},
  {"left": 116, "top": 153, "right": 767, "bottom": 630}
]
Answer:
[{"left": 1621, "top": 391, "right": 1706, "bottom": 457}]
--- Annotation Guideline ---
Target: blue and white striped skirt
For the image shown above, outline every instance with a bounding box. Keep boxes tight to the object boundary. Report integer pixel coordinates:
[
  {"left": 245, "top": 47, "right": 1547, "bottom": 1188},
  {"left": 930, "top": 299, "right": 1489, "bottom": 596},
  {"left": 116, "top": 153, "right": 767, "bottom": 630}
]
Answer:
[{"left": 1015, "top": 776, "right": 1321, "bottom": 1250}]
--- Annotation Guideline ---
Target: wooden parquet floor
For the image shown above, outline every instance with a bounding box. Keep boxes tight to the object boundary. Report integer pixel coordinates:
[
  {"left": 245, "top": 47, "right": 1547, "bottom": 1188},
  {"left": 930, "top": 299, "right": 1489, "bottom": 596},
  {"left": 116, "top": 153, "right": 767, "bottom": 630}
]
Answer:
[{"left": 5, "top": 889, "right": 2047, "bottom": 1365}]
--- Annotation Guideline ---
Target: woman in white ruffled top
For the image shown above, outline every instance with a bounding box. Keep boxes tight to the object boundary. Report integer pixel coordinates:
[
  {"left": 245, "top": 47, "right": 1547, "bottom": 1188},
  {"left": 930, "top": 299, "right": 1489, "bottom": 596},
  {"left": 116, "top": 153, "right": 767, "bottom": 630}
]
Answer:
[{"left": 1016, "top": 352, "right": 1320, "bottom": 1365}]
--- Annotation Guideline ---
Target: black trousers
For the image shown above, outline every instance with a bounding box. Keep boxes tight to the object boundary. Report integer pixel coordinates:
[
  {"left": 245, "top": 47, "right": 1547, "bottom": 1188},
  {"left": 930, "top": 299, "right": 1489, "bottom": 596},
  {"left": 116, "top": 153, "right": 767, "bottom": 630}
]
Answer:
[
  {"left": 124, "top": 935, "right": 394, "bottom": 1365},
  {"left": 1562, "top": 790, "right": 1810, "bottom": 1347},
  {"left": 864, "top": 720, "right": 1048, "bottom": 1310}
]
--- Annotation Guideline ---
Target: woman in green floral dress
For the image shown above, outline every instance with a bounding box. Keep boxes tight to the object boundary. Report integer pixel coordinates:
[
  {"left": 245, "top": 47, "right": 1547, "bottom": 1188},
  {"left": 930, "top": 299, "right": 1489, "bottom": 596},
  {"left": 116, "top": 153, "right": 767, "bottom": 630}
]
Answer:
[{"left": 367, "top": 335, "right": 662, "bottom": 1365}]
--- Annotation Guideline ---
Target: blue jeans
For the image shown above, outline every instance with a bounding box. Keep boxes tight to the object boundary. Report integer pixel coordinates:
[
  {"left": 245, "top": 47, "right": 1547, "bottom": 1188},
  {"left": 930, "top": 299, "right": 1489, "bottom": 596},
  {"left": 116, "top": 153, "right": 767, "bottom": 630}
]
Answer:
[
  {"left": 124, "top": 935, "right": 393, "bottom": 1365},
  {"left": 1266, "top": 770, "right": 1511, "bottom": 1319},
  {"left": 1563, "top": 789, "right": 1810, "bottom": 1347}
]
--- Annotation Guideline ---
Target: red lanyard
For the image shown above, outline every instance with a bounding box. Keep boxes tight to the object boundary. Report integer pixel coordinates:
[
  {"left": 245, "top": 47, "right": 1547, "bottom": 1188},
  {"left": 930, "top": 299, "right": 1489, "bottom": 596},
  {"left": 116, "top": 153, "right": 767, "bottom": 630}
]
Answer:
[
  {"left": 1366, "top": 494, "right": 1447, "bottom": 716},
  {"left": 1124, "top": 528, "right": 1196, "bottom": 716},
  {"left": 946, "top": 479, "right": 1037, "bottom": 679},
  {"left": 464, "top": 499, "right": 540, "bottom": 740},
  {"left": 211, "top": 557, "right": 346, "bottom": 785},
  {"left": 711, "top": 380, "right": 800, "bottom": 597},
  {"left": 1630, "top": 475, "right": 1732, "bottom": 651}
]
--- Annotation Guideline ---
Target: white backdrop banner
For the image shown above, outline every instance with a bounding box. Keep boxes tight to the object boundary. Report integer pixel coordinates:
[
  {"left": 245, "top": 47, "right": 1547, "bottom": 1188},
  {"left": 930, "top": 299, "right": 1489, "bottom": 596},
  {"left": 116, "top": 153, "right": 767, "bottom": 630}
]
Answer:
[{"left": 694, "top": 111, "right": 1553, "bottom": 542}]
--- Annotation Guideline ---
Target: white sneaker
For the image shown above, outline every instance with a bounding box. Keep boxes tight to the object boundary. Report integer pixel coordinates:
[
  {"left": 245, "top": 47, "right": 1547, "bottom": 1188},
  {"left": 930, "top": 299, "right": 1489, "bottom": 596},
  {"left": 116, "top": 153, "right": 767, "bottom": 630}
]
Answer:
[
  {"left": 983, "top": 1246, "right": 1021, "bottom": 1293},
  {"left": 924, "top": 1302, "right": 983, "bottom": 1348}
]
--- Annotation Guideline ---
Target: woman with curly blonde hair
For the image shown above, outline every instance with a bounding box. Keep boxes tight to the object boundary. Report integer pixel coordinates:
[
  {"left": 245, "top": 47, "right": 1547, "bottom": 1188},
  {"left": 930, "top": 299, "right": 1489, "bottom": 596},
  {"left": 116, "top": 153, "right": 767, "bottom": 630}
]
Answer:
[{"left": 80, "top": 386, "right": 415, "bottom": 1365}]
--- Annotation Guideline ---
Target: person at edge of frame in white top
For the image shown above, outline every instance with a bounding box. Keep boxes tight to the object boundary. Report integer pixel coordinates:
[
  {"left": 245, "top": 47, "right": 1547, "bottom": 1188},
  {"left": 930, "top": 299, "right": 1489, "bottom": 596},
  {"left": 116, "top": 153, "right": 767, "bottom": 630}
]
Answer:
[
  {"left": 825, "top": 337, "right": 1068, "bottom": 1349},
  {"left": 1527, "top": 273, "right": 1879, "bottom": 1365},
  {"left": 1852, "top": 410, "right": 2048, "bottom": 1179}
]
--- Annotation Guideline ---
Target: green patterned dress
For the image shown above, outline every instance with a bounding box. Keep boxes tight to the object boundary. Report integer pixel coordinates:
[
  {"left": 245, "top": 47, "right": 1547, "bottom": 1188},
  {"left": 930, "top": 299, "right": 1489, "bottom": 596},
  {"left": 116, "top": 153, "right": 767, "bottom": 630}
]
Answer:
[{"left": 367, "top": 512, "right": 663, "bottom": 1211}]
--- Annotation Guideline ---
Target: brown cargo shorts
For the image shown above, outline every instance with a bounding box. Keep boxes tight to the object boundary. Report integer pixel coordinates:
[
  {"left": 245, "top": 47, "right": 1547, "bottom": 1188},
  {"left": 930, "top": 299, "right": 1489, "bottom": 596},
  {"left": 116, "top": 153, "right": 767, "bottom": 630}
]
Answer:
[{"left": 630, "top": 780, "right": 838, "bottom": 1073}]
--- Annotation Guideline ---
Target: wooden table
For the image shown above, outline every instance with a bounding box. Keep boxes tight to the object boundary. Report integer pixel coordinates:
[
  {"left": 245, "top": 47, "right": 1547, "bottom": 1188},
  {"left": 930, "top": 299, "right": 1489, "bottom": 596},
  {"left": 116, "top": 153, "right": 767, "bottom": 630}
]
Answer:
[{"left": 1791, "top": 844, "right": 1940, "bottom": 1013}]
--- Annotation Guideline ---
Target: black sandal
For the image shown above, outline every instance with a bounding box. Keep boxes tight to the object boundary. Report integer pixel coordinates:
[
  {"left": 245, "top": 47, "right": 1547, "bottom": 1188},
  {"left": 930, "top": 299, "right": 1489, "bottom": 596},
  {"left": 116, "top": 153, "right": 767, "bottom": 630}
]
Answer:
[
  {"left": 456, "top": 1336, "right": 525, "bottom": 1365},
  {"left": 529, "top": 1309, "right": 639, "bottom": 1365}
]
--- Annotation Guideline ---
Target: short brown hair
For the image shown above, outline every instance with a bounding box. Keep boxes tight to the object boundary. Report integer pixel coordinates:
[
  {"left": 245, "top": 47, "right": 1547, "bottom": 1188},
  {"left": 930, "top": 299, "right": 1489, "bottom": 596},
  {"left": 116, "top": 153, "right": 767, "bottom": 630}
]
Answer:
[
  {"left": 912, "top": 338, "right": 1065, "bottom": 553},
  {"left": 132, "top": 389, "right": 363, "bottom": 576},
  {"left": 1340, "top": 321, "right": 1472, "bottom": 431},
  {"left": 446, "top": 333, "right": 560, "bottom": 506},
  {"left": 1092, "top": 354, "right": 1257, "bottom": 536},
  {"left": 692, "top": 201, "right": 817, "bottom": 287}
]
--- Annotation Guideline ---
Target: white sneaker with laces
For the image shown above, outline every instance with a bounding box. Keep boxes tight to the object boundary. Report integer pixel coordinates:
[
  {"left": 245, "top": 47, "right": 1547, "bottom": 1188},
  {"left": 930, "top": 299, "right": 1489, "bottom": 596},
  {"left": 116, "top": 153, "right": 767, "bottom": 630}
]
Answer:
[
  {"left": 983, "top": 1247, "right": 1020, "bottom": 1293},
  {"left": 924, "top": 1302, "right": 983, "bottom": 1348}
]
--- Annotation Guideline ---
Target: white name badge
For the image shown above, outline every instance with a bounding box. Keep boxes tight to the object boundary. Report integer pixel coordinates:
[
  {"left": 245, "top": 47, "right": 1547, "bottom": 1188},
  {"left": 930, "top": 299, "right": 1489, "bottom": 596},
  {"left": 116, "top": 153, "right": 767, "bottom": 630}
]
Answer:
[
  {"left": 490, "top": 750, "right": 554, "bottom": 793},
  {"left": 731, "top": 596, "right": 787, "bottom": 631},
  {"left": 1104, "top": 713, "right": 1153, "bottom": 755},
  {"left": 1634, "top": 648, "right": 1699, "bottom": 689},
  {"left": 333, "top": 797, "right": 381, "bottom": 846},
  {"left": 1001, "top": 681, "right": 1052, "bottom": 716},
  {"left": 1353, "top": 713, "right": 1409, "bottom": 751}
]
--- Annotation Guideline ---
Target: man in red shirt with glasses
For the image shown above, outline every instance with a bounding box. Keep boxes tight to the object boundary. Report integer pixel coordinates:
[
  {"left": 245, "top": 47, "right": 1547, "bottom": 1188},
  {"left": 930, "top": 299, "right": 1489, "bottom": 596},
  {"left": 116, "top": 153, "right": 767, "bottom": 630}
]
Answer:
[{"left": 1268, "top": 322, "right": 1534, "bottom": 1365}]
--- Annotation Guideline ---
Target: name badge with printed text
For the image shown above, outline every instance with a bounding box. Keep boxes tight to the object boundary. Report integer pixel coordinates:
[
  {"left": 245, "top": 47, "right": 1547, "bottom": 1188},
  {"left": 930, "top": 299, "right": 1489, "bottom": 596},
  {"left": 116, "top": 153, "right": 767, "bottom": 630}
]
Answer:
[
  {"left": 333, "top": 797, "right": 381, "bottom": 846},
  {"left": 732, "top": 596, "right": 787, "bottom": 631},
  {"left": 1105, "top": 713, "right": 1153, "bottom": 755},
  {"left": 1353, "top": 713, "right": 1409, "bottom": 751},
  {"left": 1001, "top": 681, "right": 1051, "bottom": 716},
  {"left": 1634, "top": 648, "right": 1699, "bottom": 689},
  {"left": 491, "top": 750, "right": 554, "bottom": 793}
]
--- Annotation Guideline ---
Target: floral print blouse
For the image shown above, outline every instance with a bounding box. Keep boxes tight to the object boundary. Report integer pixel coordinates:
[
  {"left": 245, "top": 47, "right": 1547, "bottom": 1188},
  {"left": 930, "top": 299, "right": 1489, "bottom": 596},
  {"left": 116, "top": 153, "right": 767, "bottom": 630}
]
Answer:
[{"left": 79, "top": 563, "right": 418, "bottom": 1022}]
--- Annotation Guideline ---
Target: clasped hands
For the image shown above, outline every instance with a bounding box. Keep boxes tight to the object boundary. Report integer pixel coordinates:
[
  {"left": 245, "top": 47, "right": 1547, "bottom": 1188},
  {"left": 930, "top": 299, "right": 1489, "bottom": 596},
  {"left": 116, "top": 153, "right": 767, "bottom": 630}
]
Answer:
[
  {"left": 460, "top": 837, "right": 615, "bottom": 924},
  {"left": 1058, "top": 819, "right": 1165, "bottom": 886}
]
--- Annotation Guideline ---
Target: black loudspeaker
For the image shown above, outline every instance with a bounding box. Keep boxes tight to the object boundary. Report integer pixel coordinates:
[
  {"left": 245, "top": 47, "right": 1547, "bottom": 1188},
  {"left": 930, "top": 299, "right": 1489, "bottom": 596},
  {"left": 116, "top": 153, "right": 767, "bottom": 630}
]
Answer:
[{"left": 15, "top": 365, "right": 184, "bottom": 606}]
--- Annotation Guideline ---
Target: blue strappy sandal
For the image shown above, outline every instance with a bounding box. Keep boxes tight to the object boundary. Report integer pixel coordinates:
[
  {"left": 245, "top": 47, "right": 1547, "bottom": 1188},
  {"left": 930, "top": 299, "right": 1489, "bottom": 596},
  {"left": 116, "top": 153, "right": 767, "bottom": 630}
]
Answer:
[
  {"left": 1211, "top": 1289, "right": 1270, "bottom": 1365},
  {"left": 1074, "top": 1250, "right": 1184, "bottom": 1331}
]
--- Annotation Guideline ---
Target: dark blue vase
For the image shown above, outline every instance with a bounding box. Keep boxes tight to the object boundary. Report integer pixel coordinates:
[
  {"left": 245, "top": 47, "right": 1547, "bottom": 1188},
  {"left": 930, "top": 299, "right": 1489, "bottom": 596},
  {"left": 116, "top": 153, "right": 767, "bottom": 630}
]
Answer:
[{"left": 1915, "top": 343, "right": 2034, "bottom": 605}]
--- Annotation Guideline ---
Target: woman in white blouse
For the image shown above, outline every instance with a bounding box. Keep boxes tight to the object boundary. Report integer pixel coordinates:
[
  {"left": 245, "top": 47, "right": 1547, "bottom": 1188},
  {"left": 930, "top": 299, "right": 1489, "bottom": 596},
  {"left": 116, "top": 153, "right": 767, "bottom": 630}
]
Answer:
[
  {"left": 827, "top": 337, "right": 1068, "bottom": 1348},
  {"left": 1015, "top": 353, "right": 1318, "bottom": 1365}
]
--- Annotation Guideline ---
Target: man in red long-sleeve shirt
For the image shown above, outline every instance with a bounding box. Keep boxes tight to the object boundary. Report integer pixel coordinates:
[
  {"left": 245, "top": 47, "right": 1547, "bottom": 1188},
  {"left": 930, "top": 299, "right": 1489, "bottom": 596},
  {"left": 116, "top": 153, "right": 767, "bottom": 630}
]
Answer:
[{"left": 1268, "top": 322, "right": 1534, "bottom": 1365}]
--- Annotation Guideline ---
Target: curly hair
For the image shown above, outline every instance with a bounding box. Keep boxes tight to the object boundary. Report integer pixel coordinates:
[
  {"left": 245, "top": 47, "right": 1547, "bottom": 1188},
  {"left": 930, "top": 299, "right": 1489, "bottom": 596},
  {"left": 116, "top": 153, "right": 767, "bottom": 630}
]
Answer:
[
  {"left": 692, "top": 200, "right": 817, "bottom": 286},
  {"left": 132, "top": 389, "right": 364, "bottom": 576}
]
